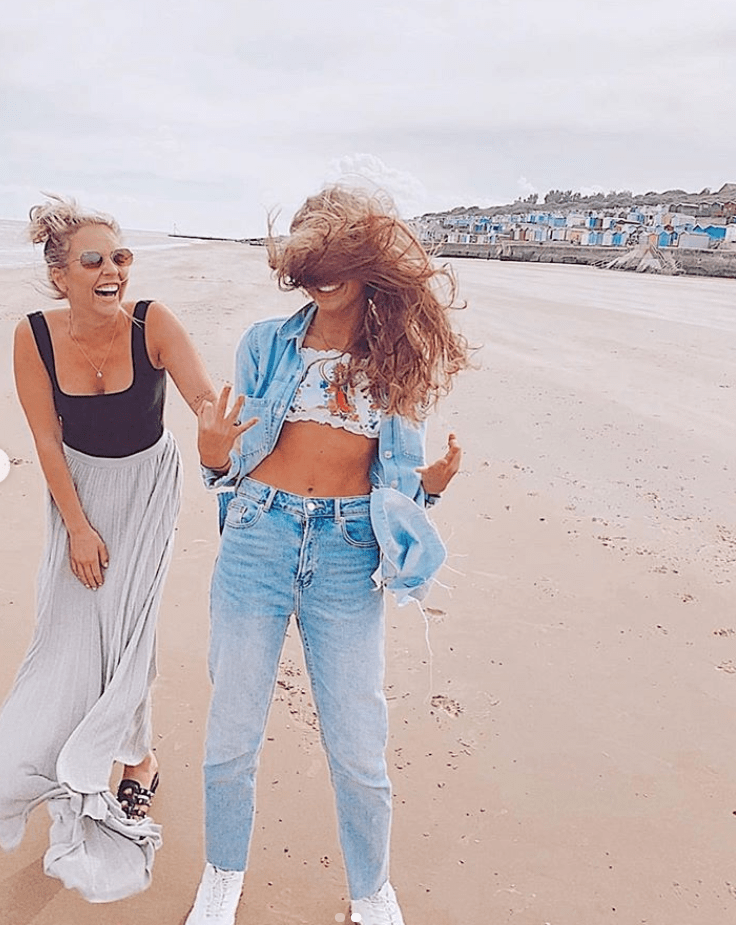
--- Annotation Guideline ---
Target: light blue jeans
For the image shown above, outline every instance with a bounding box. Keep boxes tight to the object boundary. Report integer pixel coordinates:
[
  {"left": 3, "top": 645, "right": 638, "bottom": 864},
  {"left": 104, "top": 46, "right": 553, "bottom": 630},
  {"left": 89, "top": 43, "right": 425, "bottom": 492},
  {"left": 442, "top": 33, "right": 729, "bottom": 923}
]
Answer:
[{"left": 205, "top": 477, "right": 392, "bottom": 901}]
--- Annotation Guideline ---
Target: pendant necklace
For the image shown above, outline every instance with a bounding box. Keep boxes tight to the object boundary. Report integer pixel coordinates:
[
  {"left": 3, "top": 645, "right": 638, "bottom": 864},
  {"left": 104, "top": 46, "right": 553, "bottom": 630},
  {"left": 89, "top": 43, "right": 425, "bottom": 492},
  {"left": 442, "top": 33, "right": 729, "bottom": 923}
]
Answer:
[
  {"left": 312, "top": 324, "right": 355, "bottom": 409},
  {"left": 68, "top": 310, "right": 119, "bottom": 379}
]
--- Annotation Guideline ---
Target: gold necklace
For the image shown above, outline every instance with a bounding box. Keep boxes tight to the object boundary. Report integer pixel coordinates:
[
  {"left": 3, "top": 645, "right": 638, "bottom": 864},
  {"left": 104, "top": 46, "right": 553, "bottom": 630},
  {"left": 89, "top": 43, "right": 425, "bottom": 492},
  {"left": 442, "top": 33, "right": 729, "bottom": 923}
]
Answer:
[
  {"left": 68, "top": 311, "right": 119, "bottom": 379},
  {"left": 312, "top": 323, "right": 355, "bottom": 354}
]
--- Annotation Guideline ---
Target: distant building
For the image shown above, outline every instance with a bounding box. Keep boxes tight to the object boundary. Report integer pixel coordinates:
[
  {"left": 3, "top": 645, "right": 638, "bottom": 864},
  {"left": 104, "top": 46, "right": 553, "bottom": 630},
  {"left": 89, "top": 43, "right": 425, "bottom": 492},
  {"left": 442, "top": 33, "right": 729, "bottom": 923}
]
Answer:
[
  {"left": 411, "top": 187, "right": 736, "bottom": 259},
  {"left": 693, "top": 224, "right": 727, "bottom": 241},
  {"left": 678, "top": 232, "right": 711, "bottom": 249}
]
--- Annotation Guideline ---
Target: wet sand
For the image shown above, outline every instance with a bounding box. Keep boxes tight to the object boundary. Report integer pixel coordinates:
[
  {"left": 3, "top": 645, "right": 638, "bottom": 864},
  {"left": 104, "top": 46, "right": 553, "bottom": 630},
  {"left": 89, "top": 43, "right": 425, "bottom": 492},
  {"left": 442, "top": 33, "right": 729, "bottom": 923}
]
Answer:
[{"left": 1, "top": 244, "right": 735, "bottom": 924}]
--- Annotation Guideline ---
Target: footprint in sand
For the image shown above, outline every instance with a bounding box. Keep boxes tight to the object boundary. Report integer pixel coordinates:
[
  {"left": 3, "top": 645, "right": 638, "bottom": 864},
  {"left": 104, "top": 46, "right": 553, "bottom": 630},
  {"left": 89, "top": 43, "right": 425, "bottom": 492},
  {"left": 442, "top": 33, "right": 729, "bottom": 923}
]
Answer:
[
  {"left": 430, "top": 694, "right": 463, "bottom": 717},
  {"left": 276, "top": 659, "right": 319, "bottom": 734}
]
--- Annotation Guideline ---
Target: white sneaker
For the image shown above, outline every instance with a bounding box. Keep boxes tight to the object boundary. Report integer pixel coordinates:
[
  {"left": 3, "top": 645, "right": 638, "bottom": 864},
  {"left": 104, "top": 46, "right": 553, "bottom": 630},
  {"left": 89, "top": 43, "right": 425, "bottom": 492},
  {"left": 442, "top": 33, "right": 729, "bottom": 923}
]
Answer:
[
  {"left": 350, "top": 881, "right": 406, "bottom": 925},
  {"left": 184, "top": 862, "right": 244, "bottom": 925}
]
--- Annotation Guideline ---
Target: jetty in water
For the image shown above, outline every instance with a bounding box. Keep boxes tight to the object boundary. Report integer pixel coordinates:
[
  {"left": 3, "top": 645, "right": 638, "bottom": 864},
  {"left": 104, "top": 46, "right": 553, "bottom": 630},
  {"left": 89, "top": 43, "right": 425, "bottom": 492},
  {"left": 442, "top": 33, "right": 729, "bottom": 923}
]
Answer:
[{"left": 169, "top": 233, "right": 266, "bottom": 245}]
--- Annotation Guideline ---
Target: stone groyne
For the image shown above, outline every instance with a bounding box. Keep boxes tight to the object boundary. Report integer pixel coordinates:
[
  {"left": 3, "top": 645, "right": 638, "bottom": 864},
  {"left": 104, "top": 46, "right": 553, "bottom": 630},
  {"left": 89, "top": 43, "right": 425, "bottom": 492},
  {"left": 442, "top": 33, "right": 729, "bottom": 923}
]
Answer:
[
  {"left": 436, "top": 242, "right": 736, "bottom": 279},
  {"left": 169, "top": 234, "right": 267, "bottom": 245}
]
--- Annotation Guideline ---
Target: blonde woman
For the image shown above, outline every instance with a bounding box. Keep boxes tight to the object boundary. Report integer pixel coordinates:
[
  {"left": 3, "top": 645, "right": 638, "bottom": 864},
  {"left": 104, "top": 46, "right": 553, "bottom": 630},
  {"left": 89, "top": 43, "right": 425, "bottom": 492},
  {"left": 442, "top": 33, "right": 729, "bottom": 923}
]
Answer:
[
  {"left": 0, "top": 196, "right": 223, "bottom": 901},
  {"left": 189, "top": 186, "right": 470, "bottom": 924}
]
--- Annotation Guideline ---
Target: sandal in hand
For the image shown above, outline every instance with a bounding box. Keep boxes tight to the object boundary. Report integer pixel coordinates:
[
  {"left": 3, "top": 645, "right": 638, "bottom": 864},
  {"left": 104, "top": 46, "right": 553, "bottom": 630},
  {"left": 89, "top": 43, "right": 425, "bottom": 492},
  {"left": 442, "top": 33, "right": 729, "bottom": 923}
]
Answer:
[{"left": 116, "top": 772, "right": 160, "bottom": 820}]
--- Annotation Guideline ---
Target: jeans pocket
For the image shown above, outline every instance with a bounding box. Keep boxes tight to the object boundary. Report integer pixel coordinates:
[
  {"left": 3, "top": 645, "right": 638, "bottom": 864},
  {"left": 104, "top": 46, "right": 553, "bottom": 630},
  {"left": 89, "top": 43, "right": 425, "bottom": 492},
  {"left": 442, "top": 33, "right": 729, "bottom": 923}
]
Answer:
[
  {"left": 224, "top": 495, "right": 263, "bottom": 530},
  {"left": 339, "top": 515, "right": 378, "bottom": 548}
]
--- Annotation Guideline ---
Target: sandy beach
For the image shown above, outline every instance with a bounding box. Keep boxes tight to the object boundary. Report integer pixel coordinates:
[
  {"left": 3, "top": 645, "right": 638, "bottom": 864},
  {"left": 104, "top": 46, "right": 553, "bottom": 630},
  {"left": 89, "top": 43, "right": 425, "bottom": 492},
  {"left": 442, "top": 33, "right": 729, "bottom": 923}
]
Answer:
[{"left": 1, "top": 238, "right": 735, "bottom": 925}]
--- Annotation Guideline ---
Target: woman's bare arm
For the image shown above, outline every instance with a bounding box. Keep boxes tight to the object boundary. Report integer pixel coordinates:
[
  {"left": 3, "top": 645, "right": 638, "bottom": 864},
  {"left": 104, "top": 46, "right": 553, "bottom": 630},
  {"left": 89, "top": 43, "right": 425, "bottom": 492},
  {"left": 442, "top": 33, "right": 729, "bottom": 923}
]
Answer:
[
  {"left": 144, "top": 301, "right": 217, "bottom": 412},
  {"left": 14, "top": 319, "right": 109, "bottom": 589}
]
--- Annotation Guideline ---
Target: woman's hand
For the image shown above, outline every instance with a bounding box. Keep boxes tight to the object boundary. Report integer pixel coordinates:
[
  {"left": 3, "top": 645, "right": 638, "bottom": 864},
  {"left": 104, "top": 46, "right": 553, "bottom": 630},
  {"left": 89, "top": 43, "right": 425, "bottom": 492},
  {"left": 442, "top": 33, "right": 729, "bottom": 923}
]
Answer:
[
  {"left": 197, "top": 384, "right": 258, "bottom": 470},
  {"left": 416, "top": 432, "right": 462, "bottom": 496},
  {"left": 68, "top": 524, "right": 109, "bottom": 590}
]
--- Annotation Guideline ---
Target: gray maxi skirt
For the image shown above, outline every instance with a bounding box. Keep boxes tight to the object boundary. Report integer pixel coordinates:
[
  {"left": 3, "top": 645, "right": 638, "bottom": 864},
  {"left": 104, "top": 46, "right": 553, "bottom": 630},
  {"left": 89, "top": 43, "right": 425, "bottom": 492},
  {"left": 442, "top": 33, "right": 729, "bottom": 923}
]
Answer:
[{"left": 0, "top": 430, "right": 182, "bottom": 902}]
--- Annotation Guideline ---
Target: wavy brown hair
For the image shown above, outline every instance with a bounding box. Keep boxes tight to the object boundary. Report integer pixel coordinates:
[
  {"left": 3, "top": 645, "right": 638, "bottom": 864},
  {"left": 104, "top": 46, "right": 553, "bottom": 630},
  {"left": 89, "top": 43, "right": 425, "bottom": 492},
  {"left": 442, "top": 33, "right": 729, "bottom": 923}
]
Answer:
[
  {"left": 28, "top": 194, "right": 121, "bottom": 299},
  {"left": 267, "top": 186, "right": 470, "bottom": 421}
]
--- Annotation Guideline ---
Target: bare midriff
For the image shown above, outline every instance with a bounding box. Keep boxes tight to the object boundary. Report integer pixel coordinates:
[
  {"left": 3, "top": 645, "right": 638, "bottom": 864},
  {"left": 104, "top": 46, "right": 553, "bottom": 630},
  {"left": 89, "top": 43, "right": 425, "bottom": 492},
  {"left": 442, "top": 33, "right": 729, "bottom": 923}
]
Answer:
[{"left": 248, "top": 419, "right": 377, "bottom": 497}]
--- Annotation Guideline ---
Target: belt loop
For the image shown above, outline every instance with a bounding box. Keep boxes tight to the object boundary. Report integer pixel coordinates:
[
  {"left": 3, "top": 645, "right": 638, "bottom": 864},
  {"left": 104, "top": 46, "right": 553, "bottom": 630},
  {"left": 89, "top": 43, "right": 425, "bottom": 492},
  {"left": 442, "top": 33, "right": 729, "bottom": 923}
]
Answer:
[
  {"left": 334, "top": 497, "right": 342, "bottom": 522},
  {"left": 263, "top": 486, "right": 277, "bottom": 512}
]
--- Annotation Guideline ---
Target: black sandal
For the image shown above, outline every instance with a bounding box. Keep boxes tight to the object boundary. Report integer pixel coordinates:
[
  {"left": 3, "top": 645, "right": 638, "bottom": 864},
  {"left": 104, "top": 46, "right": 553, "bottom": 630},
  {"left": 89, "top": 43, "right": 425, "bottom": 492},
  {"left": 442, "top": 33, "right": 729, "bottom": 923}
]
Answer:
[{"left": 116, "top": 772, "right": 160, "bottom": 820}]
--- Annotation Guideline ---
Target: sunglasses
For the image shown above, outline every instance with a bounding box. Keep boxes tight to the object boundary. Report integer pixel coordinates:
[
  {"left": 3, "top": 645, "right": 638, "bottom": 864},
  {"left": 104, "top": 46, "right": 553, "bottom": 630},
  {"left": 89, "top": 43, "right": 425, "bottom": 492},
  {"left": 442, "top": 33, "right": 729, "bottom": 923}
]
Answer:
[{"left": 71, "top": 248, "right": 134, "bottom": 269}]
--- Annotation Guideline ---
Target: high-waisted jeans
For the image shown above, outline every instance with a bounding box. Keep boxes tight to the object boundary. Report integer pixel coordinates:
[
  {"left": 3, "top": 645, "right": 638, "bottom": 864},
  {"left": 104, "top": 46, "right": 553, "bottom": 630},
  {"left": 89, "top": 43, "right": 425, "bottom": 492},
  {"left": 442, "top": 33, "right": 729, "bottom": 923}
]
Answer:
[{"left": 205, "top": 477, "right": 391, "bottom": 901}]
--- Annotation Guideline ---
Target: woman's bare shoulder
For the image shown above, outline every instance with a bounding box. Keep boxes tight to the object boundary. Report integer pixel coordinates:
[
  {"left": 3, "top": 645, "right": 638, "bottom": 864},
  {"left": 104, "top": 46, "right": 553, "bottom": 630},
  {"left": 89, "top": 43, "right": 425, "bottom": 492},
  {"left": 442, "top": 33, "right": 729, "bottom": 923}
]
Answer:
[
  {"left": 16, "top": 307, "right": 68, "bottom": 337},
  {"left": 15, "top": 305, "right": 65, "bottom": 323}
]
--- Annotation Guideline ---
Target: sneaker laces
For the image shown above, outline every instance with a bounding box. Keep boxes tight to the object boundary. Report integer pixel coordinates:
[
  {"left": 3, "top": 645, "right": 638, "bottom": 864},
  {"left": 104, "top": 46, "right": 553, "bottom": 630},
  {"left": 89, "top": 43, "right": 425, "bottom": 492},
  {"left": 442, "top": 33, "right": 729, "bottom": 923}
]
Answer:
[{"left": 207, "top": 867, "right": 243, "bottom": 916}]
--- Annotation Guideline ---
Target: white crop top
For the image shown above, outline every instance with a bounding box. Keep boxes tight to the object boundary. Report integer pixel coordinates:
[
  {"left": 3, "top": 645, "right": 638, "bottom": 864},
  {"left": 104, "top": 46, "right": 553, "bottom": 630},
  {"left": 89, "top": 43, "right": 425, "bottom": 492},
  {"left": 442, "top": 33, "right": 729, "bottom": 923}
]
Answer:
[{"left": 285, "top": 347, "right": 382, "bottom": 438}]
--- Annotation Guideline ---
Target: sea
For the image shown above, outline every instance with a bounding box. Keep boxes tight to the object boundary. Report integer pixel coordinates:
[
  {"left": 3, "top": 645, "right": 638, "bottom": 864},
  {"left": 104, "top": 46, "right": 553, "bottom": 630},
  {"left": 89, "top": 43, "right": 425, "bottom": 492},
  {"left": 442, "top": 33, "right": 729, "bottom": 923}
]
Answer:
[{"left": 0, "top": 219, "right": 188, "bottom": 269}]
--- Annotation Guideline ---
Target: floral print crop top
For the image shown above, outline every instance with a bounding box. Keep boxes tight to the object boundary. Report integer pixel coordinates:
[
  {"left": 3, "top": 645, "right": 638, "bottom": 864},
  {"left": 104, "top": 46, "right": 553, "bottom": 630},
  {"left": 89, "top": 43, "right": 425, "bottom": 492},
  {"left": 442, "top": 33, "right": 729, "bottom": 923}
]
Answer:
[{"left": 284, "top": 347, "right": 382, "bottom": 438}]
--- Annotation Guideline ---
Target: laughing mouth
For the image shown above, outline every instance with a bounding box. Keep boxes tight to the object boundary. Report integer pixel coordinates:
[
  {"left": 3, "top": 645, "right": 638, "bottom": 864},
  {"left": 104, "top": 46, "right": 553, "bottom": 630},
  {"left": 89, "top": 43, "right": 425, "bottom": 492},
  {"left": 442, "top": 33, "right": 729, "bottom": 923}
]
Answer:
[
  {"left": 95, "top": 285, "right": 120, "bottom": 297},
  {"left": 315, "top": 283, "right": 342, "bottom": 293}
]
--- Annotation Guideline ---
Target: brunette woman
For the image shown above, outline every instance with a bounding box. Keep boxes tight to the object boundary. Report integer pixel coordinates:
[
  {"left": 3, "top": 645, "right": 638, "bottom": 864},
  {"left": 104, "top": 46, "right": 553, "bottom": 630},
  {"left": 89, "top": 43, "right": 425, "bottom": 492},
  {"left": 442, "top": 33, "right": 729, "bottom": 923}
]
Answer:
[{"left": 188, "top": 186, "right": 469, "bottom": 924}]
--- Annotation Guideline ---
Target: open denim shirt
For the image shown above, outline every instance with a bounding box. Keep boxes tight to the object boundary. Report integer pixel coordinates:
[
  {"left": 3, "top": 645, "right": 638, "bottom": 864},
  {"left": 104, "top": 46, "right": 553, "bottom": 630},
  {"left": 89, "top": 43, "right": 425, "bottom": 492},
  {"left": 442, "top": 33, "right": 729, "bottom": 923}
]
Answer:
[{"left": 201, "top": 303, "right": 446, "bottom": 604}]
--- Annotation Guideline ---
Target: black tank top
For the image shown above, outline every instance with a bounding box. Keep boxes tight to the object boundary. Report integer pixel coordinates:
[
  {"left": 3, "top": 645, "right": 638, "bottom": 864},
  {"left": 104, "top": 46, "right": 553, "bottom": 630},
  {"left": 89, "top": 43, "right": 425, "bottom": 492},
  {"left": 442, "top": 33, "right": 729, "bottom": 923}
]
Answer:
[{"left": 28, "top": 300, "right": 166, "bottom": 458}]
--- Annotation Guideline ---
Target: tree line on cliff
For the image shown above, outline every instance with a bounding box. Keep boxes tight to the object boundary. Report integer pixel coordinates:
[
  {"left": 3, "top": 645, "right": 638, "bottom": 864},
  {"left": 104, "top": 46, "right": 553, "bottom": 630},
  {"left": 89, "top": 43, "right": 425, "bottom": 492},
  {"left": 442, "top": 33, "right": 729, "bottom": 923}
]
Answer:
[{"left": 424, "top": 183, "right": 736, "bottom": 220}]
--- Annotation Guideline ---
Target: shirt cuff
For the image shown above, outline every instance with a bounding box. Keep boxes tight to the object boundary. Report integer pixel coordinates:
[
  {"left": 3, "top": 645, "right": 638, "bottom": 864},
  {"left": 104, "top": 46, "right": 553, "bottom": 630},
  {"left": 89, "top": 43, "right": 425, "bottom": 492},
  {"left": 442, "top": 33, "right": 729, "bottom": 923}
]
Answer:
[{"left": 200, "top": 462, "right": 234, "bottom": 489}]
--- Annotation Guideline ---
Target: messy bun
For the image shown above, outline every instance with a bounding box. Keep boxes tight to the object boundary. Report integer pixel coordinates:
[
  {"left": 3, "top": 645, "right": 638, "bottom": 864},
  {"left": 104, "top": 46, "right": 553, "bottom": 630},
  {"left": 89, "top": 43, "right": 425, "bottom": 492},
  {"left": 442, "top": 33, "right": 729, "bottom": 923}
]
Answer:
[{"left": 28, "top": 194, "right": 120, "bottom": 299}]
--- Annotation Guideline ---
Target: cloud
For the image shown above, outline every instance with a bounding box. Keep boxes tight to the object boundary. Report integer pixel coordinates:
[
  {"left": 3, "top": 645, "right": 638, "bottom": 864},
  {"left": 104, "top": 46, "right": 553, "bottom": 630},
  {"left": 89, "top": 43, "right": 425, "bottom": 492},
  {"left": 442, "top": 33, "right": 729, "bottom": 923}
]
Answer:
[
  {"left": 516, "top": 176, "right": 538, "bottom": 198},
  {"left": 325, "top": 154, "right": 429, "bottom": 217},
  {"left": 1, "top": 0, "right": 735, "bottom": 233}
]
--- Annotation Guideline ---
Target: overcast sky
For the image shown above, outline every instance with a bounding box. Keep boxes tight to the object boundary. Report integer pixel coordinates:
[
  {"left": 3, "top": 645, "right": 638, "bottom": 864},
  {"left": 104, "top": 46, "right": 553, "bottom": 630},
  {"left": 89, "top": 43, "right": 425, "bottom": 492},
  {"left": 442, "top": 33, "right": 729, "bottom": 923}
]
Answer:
[{"left": 2, "top": 0, "right": 735, "bottom": 237}]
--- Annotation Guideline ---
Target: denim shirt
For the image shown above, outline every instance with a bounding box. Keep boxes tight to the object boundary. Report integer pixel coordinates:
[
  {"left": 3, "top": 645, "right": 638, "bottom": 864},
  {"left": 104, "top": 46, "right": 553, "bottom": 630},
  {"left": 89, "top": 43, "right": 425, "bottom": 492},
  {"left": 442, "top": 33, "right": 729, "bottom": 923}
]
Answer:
[{"left": 201, "top": 303, "right": 446, "bottom": 604}]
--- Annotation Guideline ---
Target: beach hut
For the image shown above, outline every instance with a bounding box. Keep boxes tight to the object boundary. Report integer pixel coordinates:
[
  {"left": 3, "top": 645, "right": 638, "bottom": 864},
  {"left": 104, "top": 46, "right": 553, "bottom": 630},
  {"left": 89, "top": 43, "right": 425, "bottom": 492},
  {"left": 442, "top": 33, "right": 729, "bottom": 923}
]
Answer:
[
  {"left": 677, "top": 231, "right": 711, "bottom": 249},
  {"left": 695, "top": 224, "right": 727, "bottom": 241}
]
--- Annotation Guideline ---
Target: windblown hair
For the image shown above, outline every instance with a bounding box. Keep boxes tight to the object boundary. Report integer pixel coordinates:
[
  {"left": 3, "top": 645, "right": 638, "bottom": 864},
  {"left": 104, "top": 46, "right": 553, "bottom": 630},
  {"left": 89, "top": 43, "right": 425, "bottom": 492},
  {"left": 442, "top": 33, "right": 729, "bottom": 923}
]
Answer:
[
  {"left": 28, "top": 194, "right": 120, "bottom": 299},
  {"left": 267, "top": 185, "right": 470, "bottom": 420}
]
